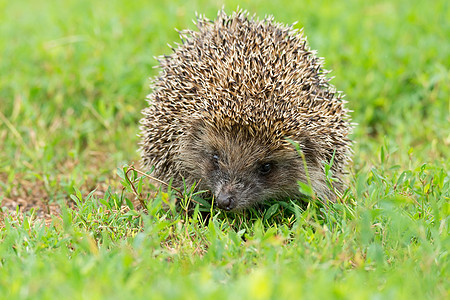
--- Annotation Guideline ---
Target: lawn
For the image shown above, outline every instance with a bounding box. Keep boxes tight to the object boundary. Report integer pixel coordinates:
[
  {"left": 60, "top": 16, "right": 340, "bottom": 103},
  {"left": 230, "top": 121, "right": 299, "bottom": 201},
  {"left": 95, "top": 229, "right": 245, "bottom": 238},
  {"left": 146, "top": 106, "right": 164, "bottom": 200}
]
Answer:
[{"left": 0, "top": 0, "right": 448, "bottom": 299}]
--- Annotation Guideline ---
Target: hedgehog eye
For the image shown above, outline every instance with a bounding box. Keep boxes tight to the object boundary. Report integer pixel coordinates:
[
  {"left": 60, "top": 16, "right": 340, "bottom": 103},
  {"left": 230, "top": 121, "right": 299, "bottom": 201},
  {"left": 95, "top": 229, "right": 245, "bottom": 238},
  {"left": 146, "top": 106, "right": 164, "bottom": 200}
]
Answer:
[
  {"left": 258, "top": 162, "right": 272, "bottom": 175},
  {"left": 212, "top": 153, "right": 220, "bottom": 168}
]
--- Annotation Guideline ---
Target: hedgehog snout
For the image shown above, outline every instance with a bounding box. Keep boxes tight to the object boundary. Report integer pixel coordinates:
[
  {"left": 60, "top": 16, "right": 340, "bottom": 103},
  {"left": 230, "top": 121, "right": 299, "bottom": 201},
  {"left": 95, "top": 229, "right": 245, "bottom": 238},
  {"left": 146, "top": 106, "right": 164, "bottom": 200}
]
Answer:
[
  {"left": 210, "top": 175, "right": 259, "bottom": 211},
  {"left": 212, "top": 180, "right": 239, "bottom": 211},
  {"left": 215, "top": 190, "right": 237, "bottom": 211}
]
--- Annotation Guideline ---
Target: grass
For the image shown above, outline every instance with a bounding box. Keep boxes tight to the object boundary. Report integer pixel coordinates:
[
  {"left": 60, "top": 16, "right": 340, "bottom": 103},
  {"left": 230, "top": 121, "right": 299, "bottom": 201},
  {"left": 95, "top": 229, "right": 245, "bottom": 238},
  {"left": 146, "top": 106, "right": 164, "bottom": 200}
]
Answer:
[{"left": 0, "top": 0, "right": 449, "bottom": 299}]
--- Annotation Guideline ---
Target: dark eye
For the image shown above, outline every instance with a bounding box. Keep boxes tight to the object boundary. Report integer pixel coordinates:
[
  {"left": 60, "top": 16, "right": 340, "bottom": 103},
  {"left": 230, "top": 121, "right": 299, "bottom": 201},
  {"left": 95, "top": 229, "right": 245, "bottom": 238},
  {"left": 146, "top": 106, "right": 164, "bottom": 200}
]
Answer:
[
  {"left": 259, "top": 162, "right": 272, "bottom": 175},
  {"left": 212, "top": 153, "right": 220, "bottom": 168}
]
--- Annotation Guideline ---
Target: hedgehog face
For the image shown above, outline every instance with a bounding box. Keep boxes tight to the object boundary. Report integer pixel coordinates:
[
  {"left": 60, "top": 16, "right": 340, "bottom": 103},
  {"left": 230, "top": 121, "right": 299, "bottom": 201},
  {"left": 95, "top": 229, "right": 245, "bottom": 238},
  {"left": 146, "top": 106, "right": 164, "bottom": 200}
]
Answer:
[
  {"left": 178, "top": 122, "right": 308, "bottom": 211},
  {"left": 205, "top": 149, "right": 301, "bottom": 211}
]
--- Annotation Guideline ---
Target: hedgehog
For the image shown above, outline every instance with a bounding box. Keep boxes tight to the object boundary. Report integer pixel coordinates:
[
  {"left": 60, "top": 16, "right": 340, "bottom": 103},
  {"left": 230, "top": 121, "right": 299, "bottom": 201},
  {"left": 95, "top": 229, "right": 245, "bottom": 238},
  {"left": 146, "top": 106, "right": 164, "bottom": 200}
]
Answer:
[{"left": 139, "top": 10, "right": 352, "bottom": 211}]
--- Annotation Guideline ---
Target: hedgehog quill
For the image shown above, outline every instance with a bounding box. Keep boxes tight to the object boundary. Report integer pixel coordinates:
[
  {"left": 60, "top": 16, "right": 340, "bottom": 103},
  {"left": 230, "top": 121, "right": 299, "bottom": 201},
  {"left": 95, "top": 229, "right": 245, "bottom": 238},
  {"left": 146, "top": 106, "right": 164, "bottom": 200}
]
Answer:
[{"left": 140, "top": 10, "right": 353, "bottom": 211}]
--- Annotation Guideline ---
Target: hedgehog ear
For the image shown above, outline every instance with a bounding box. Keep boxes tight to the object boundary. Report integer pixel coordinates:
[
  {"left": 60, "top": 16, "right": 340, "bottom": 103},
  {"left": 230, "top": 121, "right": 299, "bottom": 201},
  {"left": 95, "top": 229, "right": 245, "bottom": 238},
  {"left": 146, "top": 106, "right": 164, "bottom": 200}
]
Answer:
[
  {"left": 297, "top": 135, "right": 320, "bottom": 165},
  {"left": 188, "top": 118, "right": 205, "bottom": 132},
  {"left": 185, "top": 118, "right": 209, "bottom": 142}
]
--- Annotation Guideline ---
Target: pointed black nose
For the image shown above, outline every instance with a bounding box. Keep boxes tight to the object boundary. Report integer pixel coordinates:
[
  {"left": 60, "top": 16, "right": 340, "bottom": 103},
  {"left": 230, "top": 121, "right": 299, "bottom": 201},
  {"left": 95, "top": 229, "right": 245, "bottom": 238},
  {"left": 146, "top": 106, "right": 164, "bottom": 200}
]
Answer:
[{"left": 216, "top": 193, "right": 236, "bottom": 211}]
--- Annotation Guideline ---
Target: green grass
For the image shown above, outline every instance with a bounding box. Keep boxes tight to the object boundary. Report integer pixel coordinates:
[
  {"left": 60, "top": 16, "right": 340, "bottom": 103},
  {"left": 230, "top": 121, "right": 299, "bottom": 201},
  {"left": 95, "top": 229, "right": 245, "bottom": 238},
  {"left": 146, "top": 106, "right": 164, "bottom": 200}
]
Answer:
[{"left": 0, "top": 0, "right": 449, "bottom": 299}]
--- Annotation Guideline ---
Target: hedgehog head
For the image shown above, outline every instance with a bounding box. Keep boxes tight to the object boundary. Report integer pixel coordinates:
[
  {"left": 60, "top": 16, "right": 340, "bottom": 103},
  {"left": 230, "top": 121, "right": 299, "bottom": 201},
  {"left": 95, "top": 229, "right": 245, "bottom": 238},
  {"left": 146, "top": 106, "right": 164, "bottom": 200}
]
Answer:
[
  {"left": 177, "top": 119, "right": 305, "bottom": 210},
  {"left": 176, "top": 116, "right": 336, "bottom": 210}
]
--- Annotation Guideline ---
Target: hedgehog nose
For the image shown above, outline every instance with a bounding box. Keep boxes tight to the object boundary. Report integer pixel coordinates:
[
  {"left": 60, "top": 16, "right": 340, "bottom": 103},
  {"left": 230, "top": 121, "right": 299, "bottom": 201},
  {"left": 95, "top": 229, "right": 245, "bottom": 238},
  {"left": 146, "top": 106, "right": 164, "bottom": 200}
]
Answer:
[{"left": 216, "top": 193, "right": 236, "bottom": 211}]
